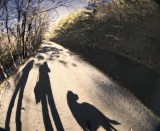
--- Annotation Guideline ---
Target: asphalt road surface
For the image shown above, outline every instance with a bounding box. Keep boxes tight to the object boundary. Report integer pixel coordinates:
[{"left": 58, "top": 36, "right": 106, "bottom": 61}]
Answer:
[{"left": 0, "top": 41, "right": 160, "bottom": 131}]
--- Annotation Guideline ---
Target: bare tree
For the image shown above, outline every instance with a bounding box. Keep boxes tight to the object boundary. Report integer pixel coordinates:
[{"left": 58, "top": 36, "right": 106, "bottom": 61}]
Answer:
[{"left": 0, "top": 0, "right": 73, "bottom": 81}]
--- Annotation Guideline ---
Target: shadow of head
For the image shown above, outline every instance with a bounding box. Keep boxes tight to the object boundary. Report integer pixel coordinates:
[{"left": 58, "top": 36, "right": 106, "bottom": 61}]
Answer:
[
  {"left": 22, "top": 60, "right": 34, "bottom": 72},
  {"left": 67, "top": 91, "right": 120, "bottom": 131},
  {"left": 42, "top": 62, "right": 50, "bottom": 73},
  {"left": 67, "top": 91, "right": 79, "bottom": 101}
]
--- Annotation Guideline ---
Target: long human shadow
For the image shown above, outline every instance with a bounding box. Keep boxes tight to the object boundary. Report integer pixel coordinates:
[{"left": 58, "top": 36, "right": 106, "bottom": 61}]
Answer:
[
  {"left": 67, "top": 91, "right": 120, "bottom": 131},
  {"left": 34, "top": 62, "right": 64, "bottom": 131},
  {"left": 5, "top": 60, "right": 34, "bottom": 131}
]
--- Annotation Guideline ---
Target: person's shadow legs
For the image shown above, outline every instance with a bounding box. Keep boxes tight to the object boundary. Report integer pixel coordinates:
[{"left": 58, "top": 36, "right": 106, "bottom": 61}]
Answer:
[
  {"left": 41, "top": 97, "right": 54, "bottom": 131},
  {"left": 34, "top": 62, "right": 64, "bottom": 131},
  {"left": 5, "top": 60, "right": 34, "bottom": 131}
]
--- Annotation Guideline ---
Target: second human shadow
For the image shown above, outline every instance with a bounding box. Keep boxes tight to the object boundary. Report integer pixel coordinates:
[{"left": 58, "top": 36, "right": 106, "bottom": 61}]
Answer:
[
  {"left": 34, "top": 62, "right": 64, "bottom": 131},
  {"left": 67, "top": 91, "right": 120, "bottom": 131}
]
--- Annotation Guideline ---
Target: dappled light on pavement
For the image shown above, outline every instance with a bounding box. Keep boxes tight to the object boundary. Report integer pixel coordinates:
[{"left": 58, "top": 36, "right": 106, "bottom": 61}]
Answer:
[{"left": 0, "top": 41, "right": 160, "bottom": 131}]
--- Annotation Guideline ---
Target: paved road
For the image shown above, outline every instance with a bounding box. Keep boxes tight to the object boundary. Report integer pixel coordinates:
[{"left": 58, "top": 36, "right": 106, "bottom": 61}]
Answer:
[{"left": 0, "top": 41, "right": 160, "bottom": 131}]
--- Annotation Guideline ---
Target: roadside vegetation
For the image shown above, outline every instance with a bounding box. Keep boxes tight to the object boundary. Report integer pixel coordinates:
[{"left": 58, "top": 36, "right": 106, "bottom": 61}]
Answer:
[
  {"left": 47, "top": 0, "right": 160, "bottom": 116},
  {"left": 48, "top": 0, "right": 160, "bottom": 74},
  {"left": 0, "top": 0, "right": 71, "bottom": 84}
]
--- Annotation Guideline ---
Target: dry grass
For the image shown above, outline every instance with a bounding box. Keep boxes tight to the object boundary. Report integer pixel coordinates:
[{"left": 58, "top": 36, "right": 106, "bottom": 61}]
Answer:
[{"left": 48, "top": 0, "right": 160, "bottom": 73}]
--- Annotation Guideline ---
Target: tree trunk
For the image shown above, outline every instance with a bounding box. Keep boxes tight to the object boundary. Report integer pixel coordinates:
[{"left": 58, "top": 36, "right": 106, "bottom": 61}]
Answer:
[
  {"left": 4, "top": 1, "right": 17, "bottom": 69},
  {"left": 0, "top": 63, "right": 7, "bottom": 79}
]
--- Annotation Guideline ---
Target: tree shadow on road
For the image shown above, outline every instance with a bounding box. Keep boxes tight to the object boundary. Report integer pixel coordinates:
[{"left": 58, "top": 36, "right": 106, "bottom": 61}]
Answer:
[
  {"left": 67, "top": 91, "right": 120, "bottom": 131},
  {"left": 34, "top": 62, "right": 64, "bottom": 131},
  {"left": 37, "top": 46, "right": 63, "bottom": 54},
  {"left": 5, "top": 60, "right": 34, "bottom": 131}
]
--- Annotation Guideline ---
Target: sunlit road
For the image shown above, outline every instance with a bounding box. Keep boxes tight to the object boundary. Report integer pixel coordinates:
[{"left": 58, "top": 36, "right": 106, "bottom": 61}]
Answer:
[{"left": 0, "top": 41, "right": 160, "bottom": 131}]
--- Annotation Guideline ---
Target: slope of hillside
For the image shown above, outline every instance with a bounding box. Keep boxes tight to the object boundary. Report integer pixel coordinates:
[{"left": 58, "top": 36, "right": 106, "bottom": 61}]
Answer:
[
  {"left": 48, "top": 0, "right": 160, "bottom": 74},
  {"left": 45, "top": 0, "right": 160, "bottom": 117}
]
